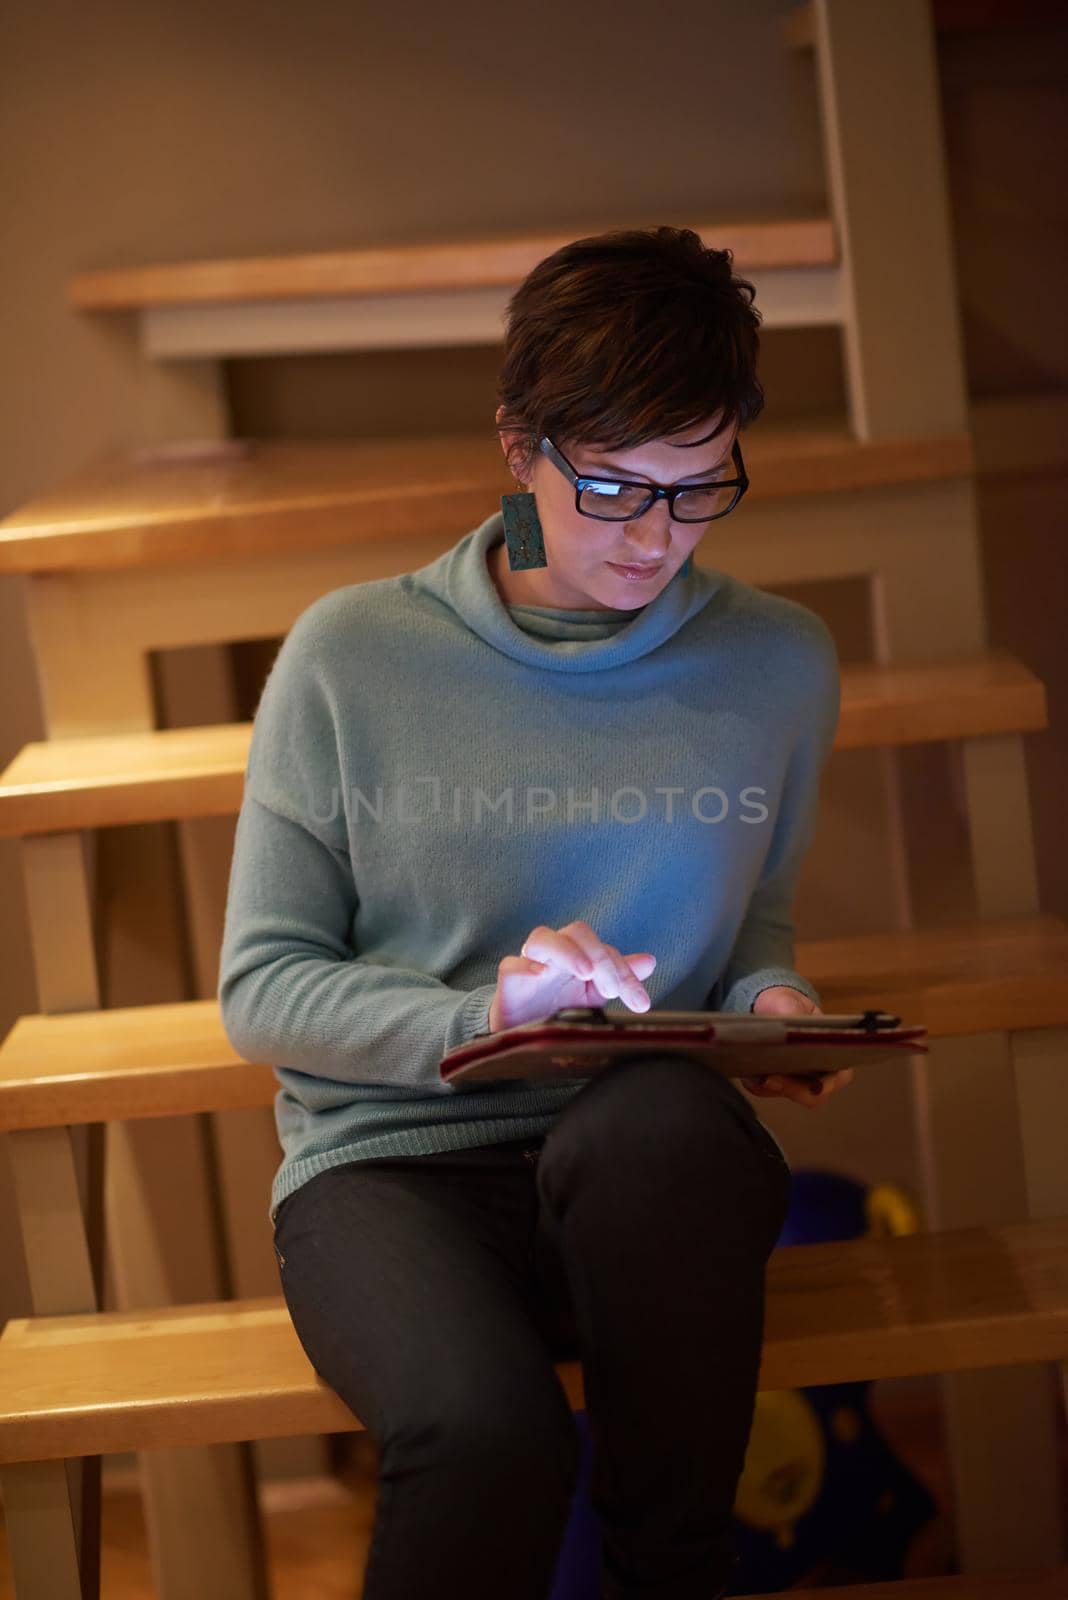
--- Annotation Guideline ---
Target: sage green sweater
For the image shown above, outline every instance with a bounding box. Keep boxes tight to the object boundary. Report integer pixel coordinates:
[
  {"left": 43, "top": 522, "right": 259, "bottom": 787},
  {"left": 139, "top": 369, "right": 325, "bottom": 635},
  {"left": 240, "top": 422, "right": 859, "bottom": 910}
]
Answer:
[{"left": 217, "top": 509, "right": 840, "bottom": 1220}]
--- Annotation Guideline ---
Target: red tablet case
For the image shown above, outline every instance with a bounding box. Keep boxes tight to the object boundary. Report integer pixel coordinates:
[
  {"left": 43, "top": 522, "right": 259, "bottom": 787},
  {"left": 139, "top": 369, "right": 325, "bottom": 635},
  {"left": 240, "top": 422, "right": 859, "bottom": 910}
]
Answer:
[{"left": 439, "top": 1007, "right": 927, "bottom": 1088}]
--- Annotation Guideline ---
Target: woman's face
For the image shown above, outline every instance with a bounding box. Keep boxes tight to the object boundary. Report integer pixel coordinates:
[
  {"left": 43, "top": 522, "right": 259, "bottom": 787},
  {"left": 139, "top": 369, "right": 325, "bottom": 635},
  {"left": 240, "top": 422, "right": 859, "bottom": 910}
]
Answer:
[{"left": 495, "top": 409, "right": 738, "bottom": 612}]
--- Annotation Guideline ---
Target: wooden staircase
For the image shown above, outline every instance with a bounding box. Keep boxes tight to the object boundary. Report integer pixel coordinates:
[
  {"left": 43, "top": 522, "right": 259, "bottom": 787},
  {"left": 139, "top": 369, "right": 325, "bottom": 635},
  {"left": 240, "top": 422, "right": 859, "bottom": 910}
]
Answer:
[
  {"left": 1, "top": 617, "right": 1066, "bottom": 1598},
  {"left": 1, "top": 1, "right": 1066, "bottom": 1596}
]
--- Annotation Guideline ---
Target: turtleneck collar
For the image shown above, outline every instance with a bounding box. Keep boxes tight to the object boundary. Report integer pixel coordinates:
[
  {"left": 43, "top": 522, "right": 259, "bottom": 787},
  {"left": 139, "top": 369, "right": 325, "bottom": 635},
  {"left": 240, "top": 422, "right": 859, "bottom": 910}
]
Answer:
[{"left": 408, "top": 509, "right": 724, "bottom": 673}]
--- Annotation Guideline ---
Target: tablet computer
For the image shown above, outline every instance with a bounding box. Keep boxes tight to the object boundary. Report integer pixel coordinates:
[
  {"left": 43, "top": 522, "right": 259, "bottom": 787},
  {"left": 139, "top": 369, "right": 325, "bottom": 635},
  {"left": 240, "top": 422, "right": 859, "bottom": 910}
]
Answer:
[{"left": 439, "top": 1006, "right": 928, "bottom": 1088}]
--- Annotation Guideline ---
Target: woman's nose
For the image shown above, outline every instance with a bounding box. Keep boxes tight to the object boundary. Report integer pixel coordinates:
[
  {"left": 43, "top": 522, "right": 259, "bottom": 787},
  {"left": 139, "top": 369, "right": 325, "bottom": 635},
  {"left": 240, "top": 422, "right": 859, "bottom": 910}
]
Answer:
[{"left": 624, "top": 503, "right": 672, "bottom": 558}]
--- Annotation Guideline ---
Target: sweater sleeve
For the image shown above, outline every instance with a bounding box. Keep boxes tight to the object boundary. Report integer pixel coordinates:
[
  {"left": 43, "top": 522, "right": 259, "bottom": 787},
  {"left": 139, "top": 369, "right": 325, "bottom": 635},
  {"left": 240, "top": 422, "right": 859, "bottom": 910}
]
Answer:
[
  {"left": 217, "top": 608, "right": 496, "bottom": 1092},
  {"left": 218, "top": 798, "right": 496, "bottom": 1090},
  {"left": 710, "top": 619, "right": 841, "bottom": 1015}
]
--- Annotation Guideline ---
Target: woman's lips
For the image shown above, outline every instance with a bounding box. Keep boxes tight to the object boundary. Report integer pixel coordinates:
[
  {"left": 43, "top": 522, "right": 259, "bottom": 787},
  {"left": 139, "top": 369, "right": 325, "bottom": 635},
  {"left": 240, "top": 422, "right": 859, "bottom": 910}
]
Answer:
[{"left": 607, "top": 560, "right": 664, "bottom": 579}]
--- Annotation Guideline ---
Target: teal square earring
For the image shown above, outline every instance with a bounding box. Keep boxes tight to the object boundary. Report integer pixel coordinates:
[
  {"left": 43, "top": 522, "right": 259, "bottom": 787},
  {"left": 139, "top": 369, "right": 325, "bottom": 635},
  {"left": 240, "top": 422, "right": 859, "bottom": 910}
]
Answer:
[{"left": 501, "top": 487, "right": 548, "bottom": 570}]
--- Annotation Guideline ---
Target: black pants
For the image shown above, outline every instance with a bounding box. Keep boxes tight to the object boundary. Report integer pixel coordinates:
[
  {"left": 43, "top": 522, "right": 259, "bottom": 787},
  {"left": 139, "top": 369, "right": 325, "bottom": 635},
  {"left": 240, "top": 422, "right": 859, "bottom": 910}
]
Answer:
[{"left": 272, "top": 1055, "right": 792, "bottom": 1600}]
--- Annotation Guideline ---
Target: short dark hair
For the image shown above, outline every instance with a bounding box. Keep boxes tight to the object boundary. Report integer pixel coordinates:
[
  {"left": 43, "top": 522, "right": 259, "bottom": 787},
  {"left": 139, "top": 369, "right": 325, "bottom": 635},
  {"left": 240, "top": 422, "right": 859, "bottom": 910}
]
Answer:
[{"left": 495, "top": 225, "right": 764, "bottom": 483}]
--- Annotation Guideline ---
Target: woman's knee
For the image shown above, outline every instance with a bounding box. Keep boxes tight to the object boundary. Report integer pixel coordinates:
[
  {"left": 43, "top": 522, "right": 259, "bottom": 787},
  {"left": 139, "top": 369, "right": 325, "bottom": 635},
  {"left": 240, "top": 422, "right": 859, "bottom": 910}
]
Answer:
[
  {"left": 547, "top": 1053, "right": 763, "bottom": 1165},
  {"left": 540, "top": 1055, "right": 791, "bottom": 1251}
]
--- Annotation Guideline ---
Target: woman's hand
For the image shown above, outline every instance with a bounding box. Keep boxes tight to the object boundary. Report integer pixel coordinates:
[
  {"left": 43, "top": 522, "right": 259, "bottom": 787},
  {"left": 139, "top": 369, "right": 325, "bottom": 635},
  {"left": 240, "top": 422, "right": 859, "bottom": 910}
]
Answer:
[
  {"left": 739, "top": 986, "right": 854, "bottom": 1110},
  {"left": 488, "top": 920, "right": 656, "bottom": 1033}
]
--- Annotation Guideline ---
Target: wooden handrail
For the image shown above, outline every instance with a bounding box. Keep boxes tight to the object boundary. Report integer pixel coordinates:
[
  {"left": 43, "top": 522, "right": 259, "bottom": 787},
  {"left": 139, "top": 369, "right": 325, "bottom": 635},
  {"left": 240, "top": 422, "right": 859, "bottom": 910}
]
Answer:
[
  {"left": 0, "top": 651, "right": 1047, "bottom": 837},
  {"left": 1, "top": 1217, "right": 1065, "bottom": 1462},
  {"left": 2, "top": 914, "right": 1066, "bottom": 1130}
]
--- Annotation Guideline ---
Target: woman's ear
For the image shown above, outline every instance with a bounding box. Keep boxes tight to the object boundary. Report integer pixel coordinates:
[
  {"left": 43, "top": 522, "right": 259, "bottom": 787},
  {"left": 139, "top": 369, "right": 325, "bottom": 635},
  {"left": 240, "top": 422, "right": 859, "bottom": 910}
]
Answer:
[{"left": 496, "top": 409, "right": 531, "bottom": 486}]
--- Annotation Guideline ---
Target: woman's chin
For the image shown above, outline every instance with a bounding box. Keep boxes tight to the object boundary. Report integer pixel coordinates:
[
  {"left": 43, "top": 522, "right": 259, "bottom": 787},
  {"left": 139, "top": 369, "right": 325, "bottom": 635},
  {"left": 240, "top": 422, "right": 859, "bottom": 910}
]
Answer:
[{"left": 599, "top": 568, "right": 670, "bottom": 607}]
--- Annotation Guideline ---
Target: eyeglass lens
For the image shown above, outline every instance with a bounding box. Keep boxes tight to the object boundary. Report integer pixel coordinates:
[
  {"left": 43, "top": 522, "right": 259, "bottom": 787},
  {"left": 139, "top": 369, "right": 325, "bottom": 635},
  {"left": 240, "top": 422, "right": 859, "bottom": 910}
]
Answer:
[{"left": 578, "top": 481, "right": 739, "bottom": 522}]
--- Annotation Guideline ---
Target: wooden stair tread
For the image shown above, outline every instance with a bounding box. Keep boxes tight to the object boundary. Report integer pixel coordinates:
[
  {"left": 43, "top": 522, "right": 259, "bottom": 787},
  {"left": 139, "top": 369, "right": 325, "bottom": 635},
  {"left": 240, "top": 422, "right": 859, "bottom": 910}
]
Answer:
[
  {"left": 832, "top": 651, "right": 1046, "bottom": 748},
  {"left": 2, "top": 914, "right": 1066, "bottom": 1130},
  {"left": 0, "top": 997, "right": 267, "bottom": 1127},
  {"left": 0, "top": 720, "right": 248, "bottom": 834},
  {"left": 66, "top": 215, "right": 836, "bottom": 313},
  {"left": 0, "top": 417, "right": 975, "bottom": 575},
  {"left": 1, "top": 392, "right": 1051, "bottom": 577},
  {"left": 1, "top": 1218, "right": 1065, "bottom": 1463},
  {"left": 805, "top": 913, "right": 1068, "bottom": 1037},
  {"left": 0, "top": 651, "right": 1046, "bottom": 836}
]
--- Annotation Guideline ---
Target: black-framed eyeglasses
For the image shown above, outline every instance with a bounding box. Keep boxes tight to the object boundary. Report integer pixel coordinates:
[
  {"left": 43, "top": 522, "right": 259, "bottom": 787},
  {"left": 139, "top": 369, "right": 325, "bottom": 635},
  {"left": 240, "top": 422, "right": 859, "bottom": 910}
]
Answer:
[{"left": 538, "top": 435, "right": 749, "bottom": 523}]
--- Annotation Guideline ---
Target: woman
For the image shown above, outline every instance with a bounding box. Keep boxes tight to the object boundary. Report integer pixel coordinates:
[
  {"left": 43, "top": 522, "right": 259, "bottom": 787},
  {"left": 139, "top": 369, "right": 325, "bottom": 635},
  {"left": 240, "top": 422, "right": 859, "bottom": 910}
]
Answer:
[{"left": 219, "top": 225, "right": 850, "bottom": 1600}]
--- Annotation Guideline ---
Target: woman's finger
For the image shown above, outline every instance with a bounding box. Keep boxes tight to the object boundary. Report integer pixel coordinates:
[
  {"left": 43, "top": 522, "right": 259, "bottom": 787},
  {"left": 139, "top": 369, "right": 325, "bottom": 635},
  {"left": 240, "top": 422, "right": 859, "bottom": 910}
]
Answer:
[
  {"left": 741, "top": 1075, "right": 782, "bottom": 1094},
  {"left": 501, "top": 954, "right": 547, "bottom": 976},
  {"left": 742, "top": 1068, "right": 854, "bottom": 1107},
  {"left": 583, "top": 944, "right": 653, "bottom": 1008},
  {"left": 622, "top": 952, "right": 658, "bottom": 980},
  {"left": 520, "top": 927, "right": 596, "bottom": 981},
  {"left": 562, "top": 921, "right": 654, "bottom": 1008}
]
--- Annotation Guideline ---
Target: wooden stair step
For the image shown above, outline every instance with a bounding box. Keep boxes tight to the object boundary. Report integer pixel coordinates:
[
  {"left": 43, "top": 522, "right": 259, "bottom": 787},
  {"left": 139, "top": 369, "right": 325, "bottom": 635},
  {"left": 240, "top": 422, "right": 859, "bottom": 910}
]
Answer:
[
  {"left": 2, "top": 392, "right": 1049, "bottom": 577},
  {"left": 67, "top": 216, "right": 844, "bottom": 355},
  {"left": 2, "top": 914, "right": 1067, "bottom": 1133},
  {"left": 0, "top": 417, "right": 976, "bottom": 575},
  {"left": 804, "top": 913, "right": 1068, "bottom": 1037},
  {"left": 0, "top": 651, "right": 1046, "bottom": 837},
  {"left": 1, "top": 1218, "right": 1065, "bottom": 1464},
  {"left": 0, "top": 721, "right": 247, "bottom": 835},
  {"left": 0, "top": 997, "right": 267, "bottom": 1128},
  {"left": 66, "top": 216, "right": 836, "bottom": 313}
]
